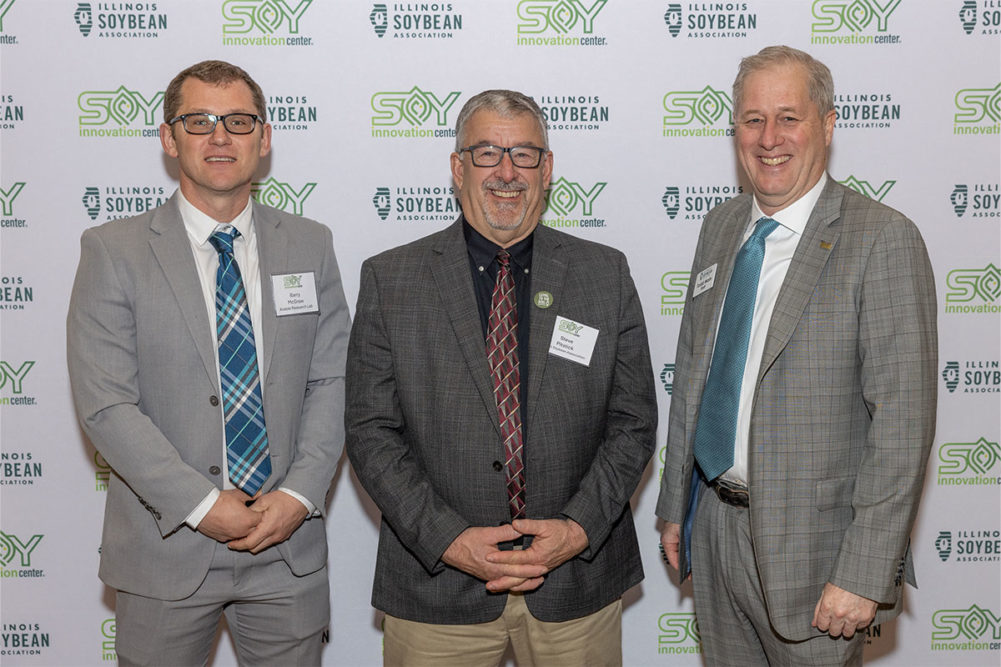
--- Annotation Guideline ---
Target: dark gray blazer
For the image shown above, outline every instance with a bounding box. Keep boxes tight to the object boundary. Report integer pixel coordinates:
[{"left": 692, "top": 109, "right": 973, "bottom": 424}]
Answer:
[
  {"left": 67, "top": 193, "right": 351, "bottom": 600},
  {"left": 345, "top": 218, "right": 657, "bottom": 624},
  {"left": 657, "top": 179, "right": 938, "bottom": 640}
]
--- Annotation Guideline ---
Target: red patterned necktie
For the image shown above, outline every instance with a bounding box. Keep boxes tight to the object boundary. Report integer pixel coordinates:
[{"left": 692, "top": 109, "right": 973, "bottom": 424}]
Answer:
[{"left": 486, "top": 250, "right": 525, "bottom": 519}]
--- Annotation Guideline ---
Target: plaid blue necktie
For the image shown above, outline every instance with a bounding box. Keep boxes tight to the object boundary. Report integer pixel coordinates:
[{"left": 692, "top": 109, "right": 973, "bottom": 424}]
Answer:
[
  {"left": 693, "top": 217, "right": 779, "bottom": 482},
  {"left": 209, "top": 228, "right": 271, "bottom": 495}
]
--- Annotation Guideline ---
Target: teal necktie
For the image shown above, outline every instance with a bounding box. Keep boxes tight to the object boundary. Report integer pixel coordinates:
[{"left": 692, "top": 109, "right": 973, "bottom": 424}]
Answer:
[{"left": 694, "top": 217, "right": 779, "bottom": 482}]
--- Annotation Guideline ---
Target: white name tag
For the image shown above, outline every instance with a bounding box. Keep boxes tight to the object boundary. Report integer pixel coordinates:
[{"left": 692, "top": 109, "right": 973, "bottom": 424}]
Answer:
[
  {"left": 271, "top": 272, "right": 318, "bottom": 316},
  {"left": 692, "top": 263, "right": 717, "bottom": 298},
  {"left": 548, "top": 316, "right": 599, "bottom": 367}
]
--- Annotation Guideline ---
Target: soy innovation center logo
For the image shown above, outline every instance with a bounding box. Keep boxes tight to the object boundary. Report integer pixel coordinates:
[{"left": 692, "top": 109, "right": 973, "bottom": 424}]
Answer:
[
  {"left": 0, "top": 0, "right": 19, "bottom": 44},
  {"left": 936, "top": 436, "right": 1000, "bottom": 486},
  {"left": 541, "top": 176, "right": 607, "bottom": 229},
  {"left": 944, "top": 263, "right": 1001, "bottom": 314},
  {"left": 662, "top": 85, "right": 734, "bottom": 138},
  {"left": 839, "top": 175, "right": 895, "bottom": 202},
  {"left": 77, "top": 85, "right": 164, "bottom": 139},
  {"left": 251, "top": 178, "right": 316, "bottom": 216},
  {"left": 0, "top": 531, "right": 44, "bottom": 578},
  {"left": 660, "top": 271, "right": 690, "bottom": 316},
  {"left": 221, "top": 0, "right": 315, "bottom": 46},
  {"left": 810, "top": 0, "right": 904, "bottom": 45},
  {"left": 1, "top": 181, "right": 26, "bottom": 230},
  {"left": 954, "top": 82, "right": 1001, "bottom": 135},
  {"left": 658, "top": 612, "right": 702, "bottom": 655},
  {"left": 516, "top": 0, "right": 610, "bottom": 47},
  {"left": 930, "top": 604, "right": 1001, "bottom": 653},
  {"left": 370, "top": 86, "right": 461, "bottom": 139}
]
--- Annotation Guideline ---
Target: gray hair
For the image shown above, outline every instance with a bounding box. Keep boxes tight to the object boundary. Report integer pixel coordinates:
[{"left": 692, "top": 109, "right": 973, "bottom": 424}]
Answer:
[
  {"left": 454, "top": 89, "right": 549, "bottom": 151},
  {"left": 732, "top": 45, "right": 834, "bottom": 117}
]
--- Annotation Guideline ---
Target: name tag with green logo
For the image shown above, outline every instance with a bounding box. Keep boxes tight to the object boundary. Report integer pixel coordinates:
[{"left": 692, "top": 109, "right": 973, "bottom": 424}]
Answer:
[
  {"left": 271, "top": 271, "right": 318, "bottom": 316},
  {"left": 548, "top": 316, "right": 598, "bottom": 367}
]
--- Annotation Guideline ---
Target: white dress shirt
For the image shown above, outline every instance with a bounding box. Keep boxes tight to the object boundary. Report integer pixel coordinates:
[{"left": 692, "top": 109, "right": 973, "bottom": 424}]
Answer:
[
  {"left": 175, "top": 191, "right": 314, "bottom": 529},
  {"left": 720, "top": 174, "right": 828, "bottom": 485}
]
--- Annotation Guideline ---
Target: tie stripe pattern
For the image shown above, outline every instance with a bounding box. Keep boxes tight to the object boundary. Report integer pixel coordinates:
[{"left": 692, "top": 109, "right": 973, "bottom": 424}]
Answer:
[
  {"left": 209, "top": 229, "right": 271, "bottom": 495},
  {"left": 486, "top": 250, "right": 525, "bottom": 519},
  {"left": 693, "top": 217, "right": 779, "bottom": 482}
]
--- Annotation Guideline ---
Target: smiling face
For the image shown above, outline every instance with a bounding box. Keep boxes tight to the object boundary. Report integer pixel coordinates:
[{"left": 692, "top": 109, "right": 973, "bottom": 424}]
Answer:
[
  {"left": 735, "top": 62, "right": 835, "bottom": 216},
  {"left": 159, "top": 77, "right": 271, "bottom": 221},
  {"left": 450, "top": 109, "right": 553, "bottom": 248}
]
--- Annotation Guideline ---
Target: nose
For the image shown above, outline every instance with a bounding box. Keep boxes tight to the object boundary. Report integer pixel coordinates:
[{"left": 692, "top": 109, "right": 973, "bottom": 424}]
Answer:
[
  {"left": 208, "top": 119, "right": 231, "bottom": 145},
  {"left": 495, "top": 150, "right": 517, "bottom": 180},
  {"left": 759, "top": 119, "right": 780, "bottom": 149}
]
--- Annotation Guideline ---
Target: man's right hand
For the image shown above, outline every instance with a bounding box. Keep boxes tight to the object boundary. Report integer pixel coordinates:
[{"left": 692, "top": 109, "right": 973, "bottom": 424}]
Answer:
[
  {"left": 442, "top": 525, "right": 547, "bottom": 592},
  {"left": 660, "top": 521, "right": 682, "bottom": 572},
  {"left": 196, "top": 489, "right": 262, "bottom": 542}
]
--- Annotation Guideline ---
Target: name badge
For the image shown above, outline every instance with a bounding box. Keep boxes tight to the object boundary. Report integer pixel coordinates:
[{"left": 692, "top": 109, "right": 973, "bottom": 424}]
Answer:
[
  {"left": 692, "top": 263, "right": 717, "bottom": 298},
  {"left": 548, "top": 316, "right": 599, "bottom": 367},
  {"left": 271, "top": 272, "right": 318, "bottom": 316}
]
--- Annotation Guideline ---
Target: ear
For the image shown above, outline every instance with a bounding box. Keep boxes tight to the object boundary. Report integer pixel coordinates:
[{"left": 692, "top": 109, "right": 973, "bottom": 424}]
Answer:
[
  {"left": 541, "top": 150, "right": 554, "bottom": 189},
  {"left": 450, "top": 151, "right": 464, "bottom": 191},
  {"left": 823, "top": 109, "right": 836, "bottom": 146},
  {"left": 160, "top": 123, "right": 178, "bottom": 158},
  {"left": 259, "top": 122, "right": 272, "bottom": 157}
]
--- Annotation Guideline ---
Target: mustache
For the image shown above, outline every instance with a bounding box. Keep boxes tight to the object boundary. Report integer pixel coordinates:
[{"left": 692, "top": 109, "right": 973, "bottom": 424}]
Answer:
[{"left": 483, "top": 180, "right": 527, "bottom": 192}]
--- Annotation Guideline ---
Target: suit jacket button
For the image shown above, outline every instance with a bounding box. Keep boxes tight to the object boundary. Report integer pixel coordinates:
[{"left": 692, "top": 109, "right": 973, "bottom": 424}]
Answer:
[
  {"left": 209, "top": 465, "right": 221, "bottom": 475},
  {"left": 492, "top": 461, "right": 503, "bottom": 472},
  {"left": 209, "top": 395, "right": 219, "bottom": 406}
]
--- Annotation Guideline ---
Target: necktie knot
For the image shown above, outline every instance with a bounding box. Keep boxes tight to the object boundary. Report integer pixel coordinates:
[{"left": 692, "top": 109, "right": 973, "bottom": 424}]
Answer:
[
  {"left": 496, "top": 249, "right": 511, "bottom": 269},
  {"left": 751, "top": 216, "right": 780, "bottom": 243},
  {"left": 209, "top": 228, "right": 241, "bottom": 256}
]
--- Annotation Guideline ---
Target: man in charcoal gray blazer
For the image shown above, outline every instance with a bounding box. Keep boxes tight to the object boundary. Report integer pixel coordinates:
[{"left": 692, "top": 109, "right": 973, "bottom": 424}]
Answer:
[
  {"left": 346, "top": 90, "right": 657, "bottom": 665},
  {"left": 656, "top": 46, "right": 937, "bottom": 665},
  {"left": 67, "top": 60, "right": 349, "bottom": 665}
]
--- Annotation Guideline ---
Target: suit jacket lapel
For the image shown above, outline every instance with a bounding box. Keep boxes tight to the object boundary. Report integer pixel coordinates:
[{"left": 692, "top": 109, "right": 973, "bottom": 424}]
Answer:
[
  {"left": 429, "top": 220, "right": 501, "bottom": 433},
  {"left": 252, "top": 201, "right": 287, "bottom": 382},
  {"left": 759, "top": 178, "right": 843, "bottom": 378},
  {"left": 525, "top": 225, "right": 568, "bottom": 428},
  {"left": 148, "top": 195, "right": 219, "bottom": 388}
]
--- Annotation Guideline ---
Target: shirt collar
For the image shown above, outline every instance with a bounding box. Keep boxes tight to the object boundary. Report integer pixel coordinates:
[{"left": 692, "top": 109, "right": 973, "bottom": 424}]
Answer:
[
  {"left": 177, "top": 189, "right": 255, "bottom": 246},
  {"left": 750, "top": 172, "right": 828, "bottom": 237},
  {"left": 462, "top": 217, "right": 534, "bottom": 273}
]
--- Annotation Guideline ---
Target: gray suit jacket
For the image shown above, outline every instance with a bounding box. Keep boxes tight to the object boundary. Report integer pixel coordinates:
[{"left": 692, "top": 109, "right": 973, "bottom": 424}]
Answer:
[
  {"left": 656, "top": 179, "right": 937, "bottom": 640},
  {"left": 345, "top": 219, "right": 657, "bottom": 624},
  {"left": 67, "top": 193, "right": 350, "bottom": 600}
]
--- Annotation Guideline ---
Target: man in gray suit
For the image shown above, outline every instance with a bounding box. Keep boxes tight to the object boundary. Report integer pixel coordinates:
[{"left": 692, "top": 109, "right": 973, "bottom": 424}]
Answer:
[
  {"left": 656, "top": 46, "right": 937, "bottom": 665},
  {"left": 346, "top": 90, "right": 657, "bottom": 665},
  {"left": 67, "top": 60, "right": 350, "bottom": 665}
]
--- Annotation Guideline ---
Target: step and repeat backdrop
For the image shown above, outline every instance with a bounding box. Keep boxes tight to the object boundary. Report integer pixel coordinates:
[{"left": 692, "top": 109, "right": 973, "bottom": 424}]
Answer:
[{"left": 1, "top": 1, "right": 999, "bottom": 664}]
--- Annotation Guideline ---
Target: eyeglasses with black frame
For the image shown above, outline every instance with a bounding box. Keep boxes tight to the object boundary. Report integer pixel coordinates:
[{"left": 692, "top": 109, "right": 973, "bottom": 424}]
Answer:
[
  {"left": 458, "top": 144, "right": 547, "bottom": 169},
  {"left": 167, "top": 113, "right": 264, "bottom": 135}
]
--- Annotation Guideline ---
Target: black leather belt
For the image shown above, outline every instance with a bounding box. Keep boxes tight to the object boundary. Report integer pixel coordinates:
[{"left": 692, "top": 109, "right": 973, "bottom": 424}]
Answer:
[{"left": 710, "top": 478, "right": 749, "bottom": 508}]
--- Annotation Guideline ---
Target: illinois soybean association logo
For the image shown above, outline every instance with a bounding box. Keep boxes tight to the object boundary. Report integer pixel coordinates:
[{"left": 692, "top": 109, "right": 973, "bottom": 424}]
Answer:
[
  {"left": 834, "top": 91, "right": 899, "bottom": 129},
  {"left": 660, "top": 272, "right": 689, "bottom": 316},
  {"left": 0, "top": 275, "right": 32, "bottom": 311},
  {"left": 82, "top": 184, "right": 169, "bottom": 221},
  {"left": 0, "top": 93, "right": 22, "bottom": 128},
  {"left": 662, "top": 85, "right": 734, "bottom": 138},
  {"left": 954, "top": 83, "right": 1001, "bottom": 135},
  {"left": 268, "top": 93, "right": 317, "bottom": 131},
  {"left": 516, "top": 0, "right": 609, "bottom": 47},
  {"left": 660, "top": 362, "right": 674, "bottom": 395},
  {"left": 0, "top": 181, "right": 26, "bottom": 229},
  {"left": 0, "top": 361, "right": 36, "bottom": 406},
  {"left": 663, "top": 2, "right": 759, "bottom": 39},
  {"left": 1, "top": 451, "right": 40, "bottom": 487},
  {"left": 944, "top": 263, "right": 1000, "bottom": 314},
  {"left": 810, "top": 0, "right": 903, "bottom": 45},
  {"left": 536, "top": 94, "right": 608, "bottom": 132},
  {"left": 368, "top": 3, "right": 463, "bottom": 40},
  {"left": 839, "top": 175, "right": 895, "bottom": 202},
  {"left": 936, "top": 436, "right": 1000, "bottom": 485},
  {"left": 1, "top": 622, "right": 49, "bottom": 657},
  {"left": 72, "top": 2, "right": 168, "bottom": 39},
  {"left": 934, "top": 529, "right": 1000, "bottom": 563},
  {"left": 951, "top": 183, "right": 1001, "bottom": 218},
  {"left": 371, "top": 86, "right": 460, "bottom": 139},
  {"left": 221, "top": 0, "right": 314, "bottom": 46},
  {"left": 0, "top": 531, "right": 44, "bottom": 578},
  {"left": 959, "top": 0, "right": 1001, "bottom": 35},
  {"left": 931, "top": 604, "right": 1001, "bottom": 652},
  {"left": 251, "top": 177, "right": 316, "bottom": 215},
  {"left": 541, "top": 177, "right": 607, "bottom": 229},
  {"left": 78, "top": 86, "right": 164, "bottom": 138},
  {"left": 658, "top": 612, "right": 702, "bottom": 655},
  {"left": 662, "top": 183, "right": 742, "bottom": 220},
  {"left": 371, "top": 185, "right": 457, "bottom": 222}
]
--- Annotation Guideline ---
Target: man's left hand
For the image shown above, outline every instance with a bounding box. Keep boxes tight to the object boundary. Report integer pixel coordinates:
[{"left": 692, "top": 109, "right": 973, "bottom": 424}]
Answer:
[
  {"left": 812, "top": 582, "right": 878, "bottom": 638},
  {"left": 484, "top": 518, "right": 589, "bottom": 592},
  {"left": 227, "top": 491, "right": 309, "bottom": 554}
]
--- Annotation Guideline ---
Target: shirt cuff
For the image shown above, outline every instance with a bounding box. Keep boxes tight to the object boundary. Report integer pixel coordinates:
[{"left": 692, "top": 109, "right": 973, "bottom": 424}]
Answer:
[
  {"left": 186, "top": 488, "right": 220, "bottom": 529},
  {"left": 279, "top": 487, "right": 318, "bottom": 516}
]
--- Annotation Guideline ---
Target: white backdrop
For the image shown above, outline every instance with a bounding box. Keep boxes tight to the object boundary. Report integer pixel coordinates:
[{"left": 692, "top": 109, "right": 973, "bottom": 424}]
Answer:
[{"left": 1, "top": 1, "right": 999, "bottom": 665}]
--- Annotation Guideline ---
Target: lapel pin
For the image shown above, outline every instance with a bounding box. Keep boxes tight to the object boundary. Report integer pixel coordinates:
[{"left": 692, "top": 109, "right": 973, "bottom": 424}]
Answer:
[
  {"left": 820, "top": 241, "right": 833, "bottom": 250},
  {"left": 534, "top": 291, "right": 553, "bottom": 309}
]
